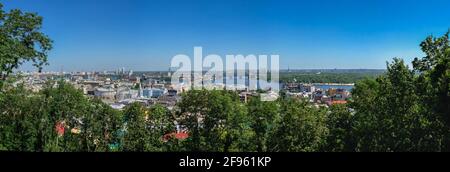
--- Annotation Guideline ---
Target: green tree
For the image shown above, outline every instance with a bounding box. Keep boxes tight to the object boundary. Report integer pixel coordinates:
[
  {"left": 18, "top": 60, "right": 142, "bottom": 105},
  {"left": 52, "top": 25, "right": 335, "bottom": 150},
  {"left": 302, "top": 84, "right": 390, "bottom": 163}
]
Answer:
[
  {"left": 247, "top": 96, "right": 280, "bottom": 152},
  {"left": 0, "top": 83, "right": 38, "bottom": 151},
  {"left": 0, "top": 3, "right": 52, "bottom": 87},
  {"left": 413, "top": 32, "right": 450, "bottom": 120},
  {"left": 176, "top": 90, "right": 208, "bottom": 151},
  {"left": 412, "top": 31, "right": 450, "bottom": 151},
  {"left": 322, "top": 104, "right": 356, "bottom": 152},
  {"left": 0, "top": 3, "right": 53, "bottom": 151},
  {"left": 40, "top": 81, "right": 91, "bottom": 152},
  {"left": 82, "top": 99, "right": 123, "bottom": 152},
  {"left": 0, "top": 81, "right": 58, "bottom": 152},
  {"left": 268, "top": 98, "right": 328, "bottom": 152},
  {"left": 146, "top": 104, "right": 175, "bottom": 151},
  {"left": 122, "top": 102, "right": 148, "bottom": 151},
  {"left": 176, "top": 89, "right": 253, "bottom": 152},
  {"left": 351, "top": 58, "right": 443, "bottom": 151}
]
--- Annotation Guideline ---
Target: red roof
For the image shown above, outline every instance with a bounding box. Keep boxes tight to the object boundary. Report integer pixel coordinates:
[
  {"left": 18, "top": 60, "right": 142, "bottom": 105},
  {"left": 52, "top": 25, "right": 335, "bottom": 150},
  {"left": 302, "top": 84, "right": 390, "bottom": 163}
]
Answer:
[
  {"left": 162, "top": 131, "right": 189, "bottom": 142},
  {"left": 174, "top": 132, "right": 189, "bottom": 140}
]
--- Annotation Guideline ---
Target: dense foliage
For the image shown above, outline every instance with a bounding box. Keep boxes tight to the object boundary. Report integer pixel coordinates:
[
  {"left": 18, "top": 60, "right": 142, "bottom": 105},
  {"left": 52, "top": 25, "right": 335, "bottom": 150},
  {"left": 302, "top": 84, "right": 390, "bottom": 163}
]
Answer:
[{"left": 0, "top": 3, "right": 52, "bottom": 88}]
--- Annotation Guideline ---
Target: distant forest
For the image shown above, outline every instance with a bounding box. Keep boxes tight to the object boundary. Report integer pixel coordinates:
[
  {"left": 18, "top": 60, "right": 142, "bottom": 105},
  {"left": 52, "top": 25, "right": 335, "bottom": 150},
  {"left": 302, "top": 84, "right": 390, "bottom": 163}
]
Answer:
[
  {"left": 280, "top": 70, "right": 385, "bottom": 83},
  {"left": 133, "top": 69, "right": 385, "bottom": 84}
]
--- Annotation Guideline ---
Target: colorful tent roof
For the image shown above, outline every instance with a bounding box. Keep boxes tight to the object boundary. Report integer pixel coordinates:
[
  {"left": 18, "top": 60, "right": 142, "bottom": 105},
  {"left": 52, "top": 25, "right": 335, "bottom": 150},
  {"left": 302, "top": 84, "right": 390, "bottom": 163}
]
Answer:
[{"left": 162, "top": 131, "right": 189, "bottom": 142}]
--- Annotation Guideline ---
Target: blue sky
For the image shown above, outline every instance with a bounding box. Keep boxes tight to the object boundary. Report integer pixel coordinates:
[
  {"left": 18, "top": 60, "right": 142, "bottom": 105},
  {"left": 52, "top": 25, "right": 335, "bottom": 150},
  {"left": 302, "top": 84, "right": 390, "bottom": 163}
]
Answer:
[{"left": 3, "top": 0, "right": 450, "bottom": 71}]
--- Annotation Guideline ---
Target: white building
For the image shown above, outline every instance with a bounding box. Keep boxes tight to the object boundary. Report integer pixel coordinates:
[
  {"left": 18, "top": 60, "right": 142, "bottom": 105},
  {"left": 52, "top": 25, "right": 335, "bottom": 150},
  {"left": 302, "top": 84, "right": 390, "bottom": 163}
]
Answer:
[{"left": 94, "top": 88, "right": 116, "bottom": 100}]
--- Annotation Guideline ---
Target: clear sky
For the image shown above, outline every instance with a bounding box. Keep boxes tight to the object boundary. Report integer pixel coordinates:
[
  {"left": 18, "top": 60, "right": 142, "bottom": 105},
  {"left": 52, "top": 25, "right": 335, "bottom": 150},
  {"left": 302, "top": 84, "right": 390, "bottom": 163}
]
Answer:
[{"left": 3, "top": 0, "right": 450, "bottom": 71}]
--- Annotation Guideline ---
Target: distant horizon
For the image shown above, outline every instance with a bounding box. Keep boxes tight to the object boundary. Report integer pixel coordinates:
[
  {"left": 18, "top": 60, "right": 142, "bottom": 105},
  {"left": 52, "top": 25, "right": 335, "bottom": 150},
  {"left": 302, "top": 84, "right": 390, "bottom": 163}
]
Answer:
[{"left": 17, "top": 68, "right": 387, "bottom": 73}]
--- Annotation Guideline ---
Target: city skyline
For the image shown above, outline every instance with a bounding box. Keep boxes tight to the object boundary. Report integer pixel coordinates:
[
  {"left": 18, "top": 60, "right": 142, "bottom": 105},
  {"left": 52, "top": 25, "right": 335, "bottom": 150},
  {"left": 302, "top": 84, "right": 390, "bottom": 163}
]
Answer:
[{"left": 4, "top": 0, "right": 450, "bottom": 71}]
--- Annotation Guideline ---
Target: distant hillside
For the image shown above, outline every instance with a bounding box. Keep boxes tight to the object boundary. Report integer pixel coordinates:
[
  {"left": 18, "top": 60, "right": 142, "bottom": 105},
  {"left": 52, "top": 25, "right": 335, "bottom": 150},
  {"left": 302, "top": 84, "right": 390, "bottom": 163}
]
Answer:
[{"left": 280, "top": 69, "right": 386, "bottom": 74}]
